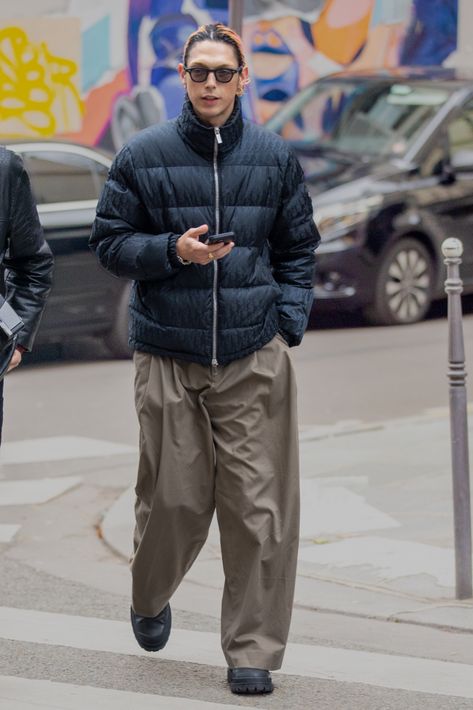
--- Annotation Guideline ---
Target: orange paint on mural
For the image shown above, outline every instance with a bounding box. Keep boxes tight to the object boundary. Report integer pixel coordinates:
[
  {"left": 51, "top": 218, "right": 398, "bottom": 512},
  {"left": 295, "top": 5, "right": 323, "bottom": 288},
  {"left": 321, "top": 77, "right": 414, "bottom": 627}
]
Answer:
[
  {"left": 312, "top": 0, "right": 375, "bottom": 66},
  {"left": 245, "top": 16, "right": 317, "bottom": 88},
  {"left": 60, "top": 68, "right": 130, "bottom": 146}
]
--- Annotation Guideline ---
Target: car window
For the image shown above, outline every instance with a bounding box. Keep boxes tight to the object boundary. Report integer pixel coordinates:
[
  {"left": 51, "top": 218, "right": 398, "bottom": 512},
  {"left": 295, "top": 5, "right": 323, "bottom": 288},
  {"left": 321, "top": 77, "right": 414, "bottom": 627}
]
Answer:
[
  {"left": 266, "top": 80, "right": 451, "bottom": 158},
  {"left": 419, "top": 142, "right": 447, "bottom": 177},
  {"left": 447, "top": 102, "right": 473, "bottom": 166},
  {"left": 21, "top": 151, "right": 109, "bottom": 205}
]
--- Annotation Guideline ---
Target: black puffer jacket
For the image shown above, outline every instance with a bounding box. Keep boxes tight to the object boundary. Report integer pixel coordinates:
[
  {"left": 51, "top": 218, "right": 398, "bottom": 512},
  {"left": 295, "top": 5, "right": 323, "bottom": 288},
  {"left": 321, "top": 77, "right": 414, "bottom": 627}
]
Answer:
[
  {"left": 0, "top": 148, "right": 53, "bottom": 351},
  {"left": 90, "top": 99, "right": 319, "bottom": 365}
]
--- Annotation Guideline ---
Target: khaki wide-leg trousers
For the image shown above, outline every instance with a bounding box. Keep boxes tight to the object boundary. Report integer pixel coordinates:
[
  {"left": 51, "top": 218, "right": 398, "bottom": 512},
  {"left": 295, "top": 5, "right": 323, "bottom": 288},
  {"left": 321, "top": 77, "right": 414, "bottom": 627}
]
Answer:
[{"left": 131, "top": 334, "right": 300, "bottom": 670}]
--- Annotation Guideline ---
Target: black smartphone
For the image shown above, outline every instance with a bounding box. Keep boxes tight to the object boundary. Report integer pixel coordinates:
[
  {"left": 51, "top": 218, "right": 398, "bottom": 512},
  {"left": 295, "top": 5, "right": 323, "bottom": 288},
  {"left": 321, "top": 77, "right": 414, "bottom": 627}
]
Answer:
[{"left": 200, "top": 231, "right": 235, "bottom": 245}]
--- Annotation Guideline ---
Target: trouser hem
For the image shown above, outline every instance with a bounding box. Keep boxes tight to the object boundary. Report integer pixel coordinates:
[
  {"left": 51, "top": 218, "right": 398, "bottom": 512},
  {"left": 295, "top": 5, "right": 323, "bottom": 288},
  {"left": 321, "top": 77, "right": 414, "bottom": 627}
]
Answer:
[{"left": 224, "top": 649, "right": 285, "bottom": 671}]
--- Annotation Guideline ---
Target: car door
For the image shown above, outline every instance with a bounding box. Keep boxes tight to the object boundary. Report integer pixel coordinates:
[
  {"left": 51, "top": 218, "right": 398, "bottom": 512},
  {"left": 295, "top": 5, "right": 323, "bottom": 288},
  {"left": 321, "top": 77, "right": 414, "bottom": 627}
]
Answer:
[
  {"left": 19, "top": 146, "right": 117, "bottom": 337},
  {"left": 426, "top": 100, "right": 473, "bottom": 284},
  {"left": 409, "top": 98, "right": 473, "bottom": 292}
]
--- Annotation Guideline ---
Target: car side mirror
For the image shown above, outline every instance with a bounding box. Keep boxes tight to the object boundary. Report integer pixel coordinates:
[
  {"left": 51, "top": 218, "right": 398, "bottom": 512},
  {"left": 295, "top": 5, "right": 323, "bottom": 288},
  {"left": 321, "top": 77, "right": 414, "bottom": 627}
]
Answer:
[{"left": 435, "top": 159, "right": 455, "bottom": 185}]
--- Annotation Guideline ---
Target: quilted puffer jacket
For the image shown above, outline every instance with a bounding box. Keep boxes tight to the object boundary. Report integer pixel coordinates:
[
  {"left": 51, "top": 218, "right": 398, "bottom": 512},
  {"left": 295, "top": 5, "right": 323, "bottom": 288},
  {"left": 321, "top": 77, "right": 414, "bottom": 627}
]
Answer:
[
  {"left": 90, "top": 98, "right": 319, "bottom": 366},
  {"left": 0, "top": 147, "right": 53, "bottom": 351}
]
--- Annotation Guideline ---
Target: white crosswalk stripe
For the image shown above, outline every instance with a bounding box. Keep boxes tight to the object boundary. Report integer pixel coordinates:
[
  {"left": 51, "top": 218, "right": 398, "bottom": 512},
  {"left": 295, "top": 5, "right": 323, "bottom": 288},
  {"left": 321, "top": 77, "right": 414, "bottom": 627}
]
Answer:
[
  {"left": 1, "top": 606, "right": 472, "bottom": 700},
  {"left": 0, "top": 676, "right": 258, "bottom": 710}
]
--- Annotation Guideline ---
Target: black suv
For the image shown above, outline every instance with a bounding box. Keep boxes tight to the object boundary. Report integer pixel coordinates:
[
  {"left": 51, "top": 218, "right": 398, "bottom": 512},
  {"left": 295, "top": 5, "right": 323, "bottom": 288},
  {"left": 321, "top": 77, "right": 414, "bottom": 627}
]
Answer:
[{"left": 266, "top": 67, "right": 473, "bottom": 325}]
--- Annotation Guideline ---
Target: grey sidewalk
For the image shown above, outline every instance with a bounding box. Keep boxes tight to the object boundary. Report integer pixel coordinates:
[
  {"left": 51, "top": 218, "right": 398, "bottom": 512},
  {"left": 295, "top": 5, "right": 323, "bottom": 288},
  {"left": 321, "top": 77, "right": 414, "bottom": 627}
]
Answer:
[{"left": 100, "top": 410, "right": 473, "bottom": 633}]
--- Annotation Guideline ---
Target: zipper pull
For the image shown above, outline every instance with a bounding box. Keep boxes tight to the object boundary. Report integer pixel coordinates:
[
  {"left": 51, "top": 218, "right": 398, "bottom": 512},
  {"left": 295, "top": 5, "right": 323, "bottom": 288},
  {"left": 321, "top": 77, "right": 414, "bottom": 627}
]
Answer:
[{"left": 214, "top": 127, "right": 222, "bottom": 144}]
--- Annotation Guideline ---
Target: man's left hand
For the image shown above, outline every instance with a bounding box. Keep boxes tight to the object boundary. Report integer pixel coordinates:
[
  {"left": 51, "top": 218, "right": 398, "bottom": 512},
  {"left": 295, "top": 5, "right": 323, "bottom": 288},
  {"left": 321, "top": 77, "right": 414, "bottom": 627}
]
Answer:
[{"left": 7, "top": 348, "right": 23, "bottom": 373}]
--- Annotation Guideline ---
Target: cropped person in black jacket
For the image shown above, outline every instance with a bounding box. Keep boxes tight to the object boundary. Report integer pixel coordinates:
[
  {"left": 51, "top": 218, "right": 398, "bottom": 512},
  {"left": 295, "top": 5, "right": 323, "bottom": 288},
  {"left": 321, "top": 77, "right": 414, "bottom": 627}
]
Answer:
[
  {"left": 0, "top": 147, "right": 53, "bottom": 441},
  {"left": 90, "top": 23, "right": 319, "bottom": 695}
]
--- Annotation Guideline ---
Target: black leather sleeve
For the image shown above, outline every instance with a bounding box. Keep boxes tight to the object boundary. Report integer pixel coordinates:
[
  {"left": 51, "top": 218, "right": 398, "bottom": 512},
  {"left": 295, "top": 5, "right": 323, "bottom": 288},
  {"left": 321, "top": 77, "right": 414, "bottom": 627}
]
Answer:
[{"left": 4, "top": 152, "right": 54, "bottom": 351}]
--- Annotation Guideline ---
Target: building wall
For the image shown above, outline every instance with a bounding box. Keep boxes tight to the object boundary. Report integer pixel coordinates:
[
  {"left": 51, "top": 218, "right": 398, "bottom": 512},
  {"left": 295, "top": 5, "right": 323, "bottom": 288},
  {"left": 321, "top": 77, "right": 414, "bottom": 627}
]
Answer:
[{"left": 0, "top": 0, "right": 458, "bottom": 151}]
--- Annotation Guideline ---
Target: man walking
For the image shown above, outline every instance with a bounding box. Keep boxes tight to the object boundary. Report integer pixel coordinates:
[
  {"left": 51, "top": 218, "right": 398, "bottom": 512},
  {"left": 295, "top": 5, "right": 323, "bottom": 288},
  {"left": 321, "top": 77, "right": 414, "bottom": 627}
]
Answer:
[
  {"left": 0, "top": 147, "right": 53, "bottom": 441},
  {"left": 90, "top": 23, "right": 319, "bottom": 694}
]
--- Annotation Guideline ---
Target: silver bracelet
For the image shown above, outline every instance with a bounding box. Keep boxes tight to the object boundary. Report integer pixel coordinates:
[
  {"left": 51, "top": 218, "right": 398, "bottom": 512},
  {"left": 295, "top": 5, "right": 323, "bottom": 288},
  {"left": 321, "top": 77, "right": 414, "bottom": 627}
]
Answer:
[{"left": 177, "top": 254, "right": 192, "bottom": 266}]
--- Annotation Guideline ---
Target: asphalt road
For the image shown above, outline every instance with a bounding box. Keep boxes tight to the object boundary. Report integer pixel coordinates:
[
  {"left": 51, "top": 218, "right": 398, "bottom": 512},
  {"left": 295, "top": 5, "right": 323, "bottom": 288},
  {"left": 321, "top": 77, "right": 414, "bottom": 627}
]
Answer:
[{"left": 296, "top": 299, "right": 473, "bottom": 426}]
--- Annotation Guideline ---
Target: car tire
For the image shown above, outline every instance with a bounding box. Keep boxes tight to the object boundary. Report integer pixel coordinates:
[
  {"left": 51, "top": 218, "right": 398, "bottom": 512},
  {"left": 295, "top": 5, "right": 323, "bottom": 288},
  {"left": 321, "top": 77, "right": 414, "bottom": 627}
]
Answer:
[
  {"left": 364, "top": 238, "right": 435, "bottom": 325},
  {"left": 104, "top": 283, "right": 132, "bottom": 358}
]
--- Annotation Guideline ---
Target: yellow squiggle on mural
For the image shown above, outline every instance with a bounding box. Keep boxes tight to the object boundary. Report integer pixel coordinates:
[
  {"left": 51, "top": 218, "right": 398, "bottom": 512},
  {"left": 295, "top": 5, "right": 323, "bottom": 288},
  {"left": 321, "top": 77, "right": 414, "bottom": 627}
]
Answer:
[{"left": 0, "top": 26, "right": 83, "bottom": 137}]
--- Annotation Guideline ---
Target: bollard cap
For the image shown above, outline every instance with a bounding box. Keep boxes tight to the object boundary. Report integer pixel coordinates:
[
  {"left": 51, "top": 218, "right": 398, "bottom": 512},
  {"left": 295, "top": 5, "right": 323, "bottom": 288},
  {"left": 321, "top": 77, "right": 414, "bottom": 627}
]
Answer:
[{"left": 442, "top": 238, "right": 463, "bottom": 258}]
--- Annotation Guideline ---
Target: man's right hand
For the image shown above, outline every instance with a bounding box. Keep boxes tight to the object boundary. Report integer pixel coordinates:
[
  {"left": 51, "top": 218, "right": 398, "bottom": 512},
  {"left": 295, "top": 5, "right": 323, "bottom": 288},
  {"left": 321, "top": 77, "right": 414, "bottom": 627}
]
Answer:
[{"left": 176, "top": 224, "right": 234, "bottom": 265}]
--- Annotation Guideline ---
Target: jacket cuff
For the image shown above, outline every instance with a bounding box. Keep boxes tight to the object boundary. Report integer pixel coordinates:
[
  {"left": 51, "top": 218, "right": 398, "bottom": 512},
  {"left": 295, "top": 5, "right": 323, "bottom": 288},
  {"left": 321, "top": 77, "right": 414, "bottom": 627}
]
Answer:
[{"left": 167, "top": 234, "right": 186, "bottom": 268}]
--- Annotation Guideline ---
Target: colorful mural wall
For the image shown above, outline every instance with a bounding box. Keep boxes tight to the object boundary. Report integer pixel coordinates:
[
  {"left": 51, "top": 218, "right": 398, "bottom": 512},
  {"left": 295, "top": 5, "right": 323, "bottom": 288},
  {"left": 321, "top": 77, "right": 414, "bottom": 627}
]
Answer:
[{"left": 0, "top": 0, "right": 458, "bottom": 151}]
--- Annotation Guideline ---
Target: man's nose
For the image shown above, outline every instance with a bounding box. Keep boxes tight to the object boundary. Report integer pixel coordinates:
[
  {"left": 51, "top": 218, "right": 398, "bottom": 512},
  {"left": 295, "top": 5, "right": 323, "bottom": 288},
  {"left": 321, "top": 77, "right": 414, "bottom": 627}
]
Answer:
[{"left": 205, "top": 71, "right": 217, "bottom": 87}]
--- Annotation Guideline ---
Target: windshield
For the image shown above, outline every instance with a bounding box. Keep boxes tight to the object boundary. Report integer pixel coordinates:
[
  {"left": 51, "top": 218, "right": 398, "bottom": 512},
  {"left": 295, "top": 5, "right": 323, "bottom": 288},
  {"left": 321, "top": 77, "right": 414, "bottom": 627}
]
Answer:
[{"left": 265, "top": 79, "right": 452, "bottom": 158}]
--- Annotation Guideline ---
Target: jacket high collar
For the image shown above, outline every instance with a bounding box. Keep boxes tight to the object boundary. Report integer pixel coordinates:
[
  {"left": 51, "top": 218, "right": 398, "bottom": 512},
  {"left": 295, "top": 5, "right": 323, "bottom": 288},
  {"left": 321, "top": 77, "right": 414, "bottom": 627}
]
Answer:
[{"left": 176, "top": 97, "right": 243, "bottom": 158}]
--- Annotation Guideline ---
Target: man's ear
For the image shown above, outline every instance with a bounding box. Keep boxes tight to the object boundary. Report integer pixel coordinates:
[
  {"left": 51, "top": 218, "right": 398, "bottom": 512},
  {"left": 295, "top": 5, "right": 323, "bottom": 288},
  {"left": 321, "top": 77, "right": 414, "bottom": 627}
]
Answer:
[
  {"left": 177, "top": 63, "right": 187, "bottom": 88},
  {"left": 237, "top": 65, "right": 250, "bottom": 96}
]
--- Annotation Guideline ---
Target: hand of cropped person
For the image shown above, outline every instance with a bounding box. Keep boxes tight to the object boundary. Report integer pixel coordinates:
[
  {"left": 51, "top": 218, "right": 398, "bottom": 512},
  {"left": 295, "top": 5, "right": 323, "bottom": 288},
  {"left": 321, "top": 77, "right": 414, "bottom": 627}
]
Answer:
[
  {"left": 7, "top": 348, "right": 22, "bottom": 373},
  {"left": 176, "top": 224, "right": 234, "bottom": 265}
]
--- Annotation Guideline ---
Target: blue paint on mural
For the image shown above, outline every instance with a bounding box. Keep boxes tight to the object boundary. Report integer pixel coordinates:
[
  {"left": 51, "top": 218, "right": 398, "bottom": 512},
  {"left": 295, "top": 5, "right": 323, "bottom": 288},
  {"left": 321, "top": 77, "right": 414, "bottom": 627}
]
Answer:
[
  {"left": 127, "top": 0, "right": 228, "bottom": 119},
  {"left": 400, "top": 0, "right": 458, "bottom": 65},
  {"left": 251, "top": 29, "right": 299, "bottom": 105},
  {"left": 82, "top": 15, "right": 110, "bottom": 92},
  {"left": 193, "top": 0, "right": 228, "bottom": 24}
]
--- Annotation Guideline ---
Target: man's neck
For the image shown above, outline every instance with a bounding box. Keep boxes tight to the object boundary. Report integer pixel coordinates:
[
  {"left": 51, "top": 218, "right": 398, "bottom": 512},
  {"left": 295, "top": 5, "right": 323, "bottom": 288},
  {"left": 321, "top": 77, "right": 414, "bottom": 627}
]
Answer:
[{"left": 191, "top": 100, "right": 236, "bottom": 128}]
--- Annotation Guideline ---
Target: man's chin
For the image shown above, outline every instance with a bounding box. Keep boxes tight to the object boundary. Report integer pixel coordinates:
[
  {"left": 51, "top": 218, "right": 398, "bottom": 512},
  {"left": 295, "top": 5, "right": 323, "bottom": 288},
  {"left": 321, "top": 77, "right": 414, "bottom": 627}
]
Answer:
[
  {"left": 198, "top": 101, "right": 220, "bottom": 114},
  {"left": 195, "top": 106, "right": 222, "bottom": 126}
]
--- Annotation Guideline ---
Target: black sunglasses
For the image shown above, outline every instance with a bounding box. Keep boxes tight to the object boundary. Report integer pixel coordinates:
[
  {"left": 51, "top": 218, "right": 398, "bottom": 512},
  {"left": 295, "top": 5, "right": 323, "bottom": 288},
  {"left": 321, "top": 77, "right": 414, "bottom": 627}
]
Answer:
[{"left": 184, "top": 66, "right": 242, "bottom": 83}]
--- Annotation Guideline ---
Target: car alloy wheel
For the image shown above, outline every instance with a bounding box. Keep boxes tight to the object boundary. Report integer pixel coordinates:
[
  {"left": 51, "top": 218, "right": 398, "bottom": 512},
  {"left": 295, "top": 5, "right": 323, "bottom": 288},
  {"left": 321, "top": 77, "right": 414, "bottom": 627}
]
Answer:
[{"left": 365, "top": 238, "right": 434, "bottom": 325}]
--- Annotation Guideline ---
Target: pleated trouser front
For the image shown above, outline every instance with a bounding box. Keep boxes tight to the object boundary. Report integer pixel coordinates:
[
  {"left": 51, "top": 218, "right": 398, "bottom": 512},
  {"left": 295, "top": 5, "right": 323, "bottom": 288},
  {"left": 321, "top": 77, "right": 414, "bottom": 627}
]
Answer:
[{"left": 131, "top": 334, "right": 300, "bottom": 670}]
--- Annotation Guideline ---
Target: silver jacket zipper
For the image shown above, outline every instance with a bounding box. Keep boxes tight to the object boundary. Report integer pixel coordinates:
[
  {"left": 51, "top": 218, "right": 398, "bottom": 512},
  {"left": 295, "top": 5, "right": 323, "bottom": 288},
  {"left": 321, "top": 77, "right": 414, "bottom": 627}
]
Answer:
[{"left": 211, "top": 126, "right": 222, "bottom": 367}]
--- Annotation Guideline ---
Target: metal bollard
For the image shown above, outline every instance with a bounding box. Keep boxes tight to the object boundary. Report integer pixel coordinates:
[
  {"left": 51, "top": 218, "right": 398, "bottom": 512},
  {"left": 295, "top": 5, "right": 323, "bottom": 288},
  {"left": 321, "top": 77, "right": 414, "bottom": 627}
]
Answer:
[{"left": 442, "top": 237, "right": 472, "bottom": 599}]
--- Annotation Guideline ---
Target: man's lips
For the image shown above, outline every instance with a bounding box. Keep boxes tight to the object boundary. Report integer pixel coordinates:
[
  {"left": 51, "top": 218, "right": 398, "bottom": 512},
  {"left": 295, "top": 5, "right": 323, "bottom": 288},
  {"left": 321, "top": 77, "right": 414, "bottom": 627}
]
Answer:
[{"left": 201, "top": 96, "right": 219, "bottom": 102}]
